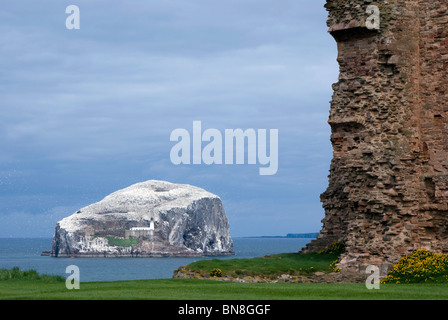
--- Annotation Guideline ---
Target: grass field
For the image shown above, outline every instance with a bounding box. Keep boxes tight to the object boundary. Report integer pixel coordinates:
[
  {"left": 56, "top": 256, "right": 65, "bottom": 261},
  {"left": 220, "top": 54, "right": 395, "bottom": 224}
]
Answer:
[
  {"left": 1, "top": 278, "right": 448, "bottom": 300},
  {"left": 104, "top": 236, "right": 139, "bottom": 247},
  {"left": 2, "top": 249, "right": 448, "bottom": 300}
]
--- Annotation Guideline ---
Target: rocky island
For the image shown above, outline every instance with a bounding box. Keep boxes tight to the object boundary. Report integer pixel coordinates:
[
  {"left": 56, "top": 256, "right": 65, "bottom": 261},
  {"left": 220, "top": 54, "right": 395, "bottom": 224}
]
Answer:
[{"left": 43, "top": 180, "right": 234, "bottom": 257}]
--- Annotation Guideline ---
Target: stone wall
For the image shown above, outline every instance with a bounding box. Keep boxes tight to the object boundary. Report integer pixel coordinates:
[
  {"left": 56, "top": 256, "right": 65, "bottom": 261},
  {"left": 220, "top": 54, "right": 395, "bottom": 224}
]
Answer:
[
  {"left": 125, "top": 229, "right": 153, "bottom": 240},
  {"left": 303, "top": 0, "right": 448, "bottom": 271}
]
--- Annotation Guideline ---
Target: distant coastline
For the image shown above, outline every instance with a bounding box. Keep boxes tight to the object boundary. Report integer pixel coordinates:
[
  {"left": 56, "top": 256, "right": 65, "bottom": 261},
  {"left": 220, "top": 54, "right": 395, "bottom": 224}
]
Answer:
[{"left": 243, "top": 233, "right": 318, "bottom": 239}]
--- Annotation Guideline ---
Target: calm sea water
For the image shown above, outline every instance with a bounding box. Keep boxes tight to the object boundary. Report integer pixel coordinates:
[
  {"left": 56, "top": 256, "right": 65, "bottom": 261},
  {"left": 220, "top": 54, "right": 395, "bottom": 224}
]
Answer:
[{"left": 0, "top": 237, "right": 313, "bottom": 282}]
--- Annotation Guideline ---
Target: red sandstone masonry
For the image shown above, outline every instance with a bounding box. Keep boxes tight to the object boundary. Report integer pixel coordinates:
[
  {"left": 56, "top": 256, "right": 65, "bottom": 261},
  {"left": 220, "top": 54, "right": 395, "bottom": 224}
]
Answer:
[{"left": 302, "top": 0, "right": 448, "bottom": 272}]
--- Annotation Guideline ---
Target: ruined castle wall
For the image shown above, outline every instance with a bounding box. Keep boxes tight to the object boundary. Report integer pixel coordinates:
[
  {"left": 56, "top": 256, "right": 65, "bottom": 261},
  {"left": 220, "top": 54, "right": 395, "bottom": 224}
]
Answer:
[{"left": 303, "top": 0, "right": 448, "bottom": 271}]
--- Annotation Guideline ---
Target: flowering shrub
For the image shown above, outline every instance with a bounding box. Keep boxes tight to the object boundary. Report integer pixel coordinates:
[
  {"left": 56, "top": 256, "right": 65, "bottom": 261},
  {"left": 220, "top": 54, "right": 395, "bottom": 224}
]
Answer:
[
  {"left": 329, "top": 260, "right": 341, "bottom": 272},
  {"left": 210, "top": 268, "right": 223, "bottom": 277},
  {"left": 318, "top": 241, "right": 346, "bottom": 255},
  {"left": 381, "top": 249, "right": 448, "bottom": 284}
]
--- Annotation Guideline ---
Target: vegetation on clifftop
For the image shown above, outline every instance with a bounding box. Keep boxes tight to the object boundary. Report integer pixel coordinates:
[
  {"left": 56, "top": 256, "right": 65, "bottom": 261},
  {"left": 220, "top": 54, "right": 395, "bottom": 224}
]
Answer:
[
  {"left": 183, "top": 241, "right": 347, "bottom": 279},
  {"left": 184, "top": 252, "right": 340, "bottom": 279},
  {"left": 105, "top": 236, "right": 139, "bottom": 247}
]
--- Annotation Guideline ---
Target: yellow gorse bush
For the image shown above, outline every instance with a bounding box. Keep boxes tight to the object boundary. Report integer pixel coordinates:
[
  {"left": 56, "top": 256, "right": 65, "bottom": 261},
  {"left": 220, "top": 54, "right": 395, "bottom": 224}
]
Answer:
[
  {"left": 329, "top": 259, "right": 341, "bottom": 272},
  {"left": 381, "top": 249, "right": 448, "bottom": 284},
  {"left": 210, "top": 268, "right": 223, "bottom": 277},
  {"left": 317, "top": 241, "right": 346, "bottom": 255}
]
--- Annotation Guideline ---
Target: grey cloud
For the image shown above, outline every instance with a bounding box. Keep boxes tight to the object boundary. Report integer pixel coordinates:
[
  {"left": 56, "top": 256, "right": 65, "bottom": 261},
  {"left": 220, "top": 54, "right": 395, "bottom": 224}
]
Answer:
[{"left": 0, "top": 0, "right": 337, "bottom": 236}]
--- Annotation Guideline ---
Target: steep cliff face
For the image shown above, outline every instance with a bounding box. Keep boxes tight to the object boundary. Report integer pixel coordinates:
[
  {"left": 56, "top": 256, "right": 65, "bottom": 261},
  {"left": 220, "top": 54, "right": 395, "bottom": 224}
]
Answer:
[
  {"left": 303, "top": 0, "right": 448, "bottom": 271},
  {"left": 47, "top": 180, "right": 234, "bottom": 257}
]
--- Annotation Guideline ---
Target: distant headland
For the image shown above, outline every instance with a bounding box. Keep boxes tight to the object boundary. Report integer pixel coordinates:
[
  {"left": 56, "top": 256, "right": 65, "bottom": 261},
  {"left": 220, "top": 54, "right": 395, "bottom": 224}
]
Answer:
[{"left": 243, "top": 233, "right": 318, "bottom": 239}]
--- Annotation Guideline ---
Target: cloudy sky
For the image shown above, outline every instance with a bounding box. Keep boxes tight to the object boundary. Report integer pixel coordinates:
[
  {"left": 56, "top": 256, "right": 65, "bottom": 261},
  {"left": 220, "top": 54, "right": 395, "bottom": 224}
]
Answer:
[{"left": 0, "top": 0, "right": 338, "bottom": 238}]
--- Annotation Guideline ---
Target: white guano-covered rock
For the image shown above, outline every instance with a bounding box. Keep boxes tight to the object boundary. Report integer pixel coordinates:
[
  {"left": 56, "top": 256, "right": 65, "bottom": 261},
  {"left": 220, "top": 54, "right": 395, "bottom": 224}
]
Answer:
[{"left": 47, "top": 180, "right": 234, "bottom": 257}]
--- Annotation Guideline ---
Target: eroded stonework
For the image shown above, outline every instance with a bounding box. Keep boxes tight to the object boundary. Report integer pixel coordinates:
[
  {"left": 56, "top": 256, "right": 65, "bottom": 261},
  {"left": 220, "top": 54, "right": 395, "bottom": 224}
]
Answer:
[{"left": 303, "top": 0, "right": 448, "bottom": 271}]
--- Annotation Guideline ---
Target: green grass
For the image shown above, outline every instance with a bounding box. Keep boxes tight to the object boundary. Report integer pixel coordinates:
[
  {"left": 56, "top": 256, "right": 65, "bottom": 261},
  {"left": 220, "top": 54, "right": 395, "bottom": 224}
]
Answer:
[
  {"left": 184, "top": 252, "right": 339, "bottom": 278},
  {"left": 0, "top": 267, "right": 65, "bottom": 282},
  {"left": 0, "top": 267, "right": 447, "bottom": 300},
  {"left": 105, "top": 236, "right": 139, "bottom": 247},
  {"left": 1, "top": 278, "right": 448, "bottom": 300}
]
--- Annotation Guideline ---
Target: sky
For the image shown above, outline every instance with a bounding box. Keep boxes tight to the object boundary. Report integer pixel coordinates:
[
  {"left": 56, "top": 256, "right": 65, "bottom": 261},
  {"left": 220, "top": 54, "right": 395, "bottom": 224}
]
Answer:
[{"left": 0, "top": 0, "right": 338, "bottom": 238}]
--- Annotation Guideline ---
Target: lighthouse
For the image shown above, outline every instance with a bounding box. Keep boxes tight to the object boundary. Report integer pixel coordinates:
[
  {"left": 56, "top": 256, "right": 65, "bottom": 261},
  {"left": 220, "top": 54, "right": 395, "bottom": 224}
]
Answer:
[{"left": 149, "top": 217, "right": 155, "bottom": 241}]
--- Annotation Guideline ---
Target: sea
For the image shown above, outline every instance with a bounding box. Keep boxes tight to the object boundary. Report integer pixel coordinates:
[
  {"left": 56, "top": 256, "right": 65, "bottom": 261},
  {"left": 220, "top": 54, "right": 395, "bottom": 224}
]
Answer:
[{"left": 0, "top": 237, "right": 313, "bottom": 282}]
